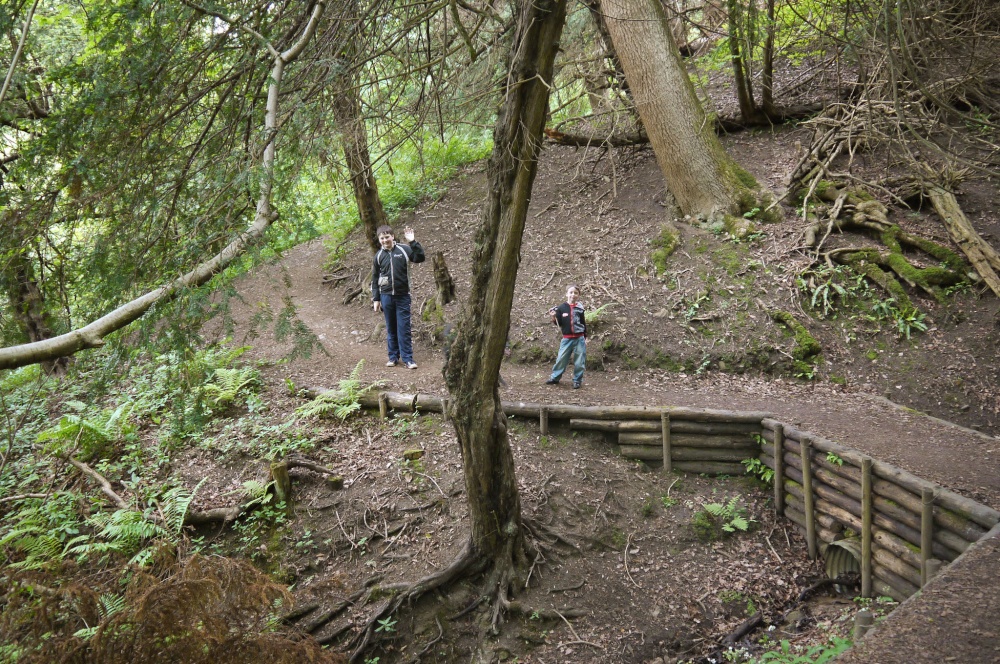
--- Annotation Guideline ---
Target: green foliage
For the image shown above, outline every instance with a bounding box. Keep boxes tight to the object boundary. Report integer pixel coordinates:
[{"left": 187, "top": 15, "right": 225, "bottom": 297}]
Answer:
[
  {"left": 36, "top": 402, "right": 136, "bottom": 461},
  {"left": 201, "top": 366, "right": 260, "bottom": 409},
  {"left": 743, "top": 457, "right": 774, "bottom": 485},
  {"left": 296, "top": 360, "right": 378, "bottom": 421},
  {"left": 797, "top": 264, "right": 871, "bottom": 318},
  {"left": 315, "top": 130, "right": 491, "bottom": 260},
  {"left": 825, "top": 453, "right": 844, "bottom": 467},
  {"left": 584, "top": 302, "right": 616, "bottom": 325},
  {"left": 0, "top": 493, "right": 85, "bottom": 570},
  {"left": 375, "top": 616, "right": 397, "bottom": 633},
  {"left": 0, "top": 364, "right": 44, "bottom": 391},
  {"left": 66, "top": 509, "right": 171, "bottom": 567},
  {"left": 692, "top": 497, "right": 753, "bottom": 540},
  {"left": 751, "top": 636, "right": 852, "bottom": 663}
]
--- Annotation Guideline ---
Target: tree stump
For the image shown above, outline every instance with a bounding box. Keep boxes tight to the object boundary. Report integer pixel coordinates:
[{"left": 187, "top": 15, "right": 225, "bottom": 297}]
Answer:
[{"left": 433, "top": 252, "right": 456, "bottom": 306}]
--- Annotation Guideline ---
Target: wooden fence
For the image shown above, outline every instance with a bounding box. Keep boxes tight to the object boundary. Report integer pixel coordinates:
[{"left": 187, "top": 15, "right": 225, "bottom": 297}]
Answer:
[{"left": 356, "top": 391, "right": 1000, "bottom": 601}]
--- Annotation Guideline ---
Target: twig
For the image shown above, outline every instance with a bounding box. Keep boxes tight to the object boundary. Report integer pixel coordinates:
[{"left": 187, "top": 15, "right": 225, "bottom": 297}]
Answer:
[
  {"left": 0, "top": 492, "right": 48, "bottom": 504},
  {"left": 548, "top": 580, "right": 586, "bottom": 594},
  {"left": 540, "top": 270, "right": 557, "bottom": 290},
  {"left": 624, "top": 532, "right": 640, "bottom": 588},
  {"left": 67, "top": 457, "right": 127, "bottom": 509},
  {"left": 555, "top": 610, "right": 604, "bottom": 650}
]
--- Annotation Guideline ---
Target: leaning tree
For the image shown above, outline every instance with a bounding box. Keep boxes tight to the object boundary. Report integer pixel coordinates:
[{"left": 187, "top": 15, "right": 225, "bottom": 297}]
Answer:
[
  {"left": 342, "top": 0, "right": 568, "bottom": 655},
  {"left": 600, "top": 0, "right": 778, "bottom": 228}
]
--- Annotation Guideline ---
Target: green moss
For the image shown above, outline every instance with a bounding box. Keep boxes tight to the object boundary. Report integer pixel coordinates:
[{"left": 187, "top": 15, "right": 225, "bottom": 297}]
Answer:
[
  {"left": 830, "top": 375, "right": 846, "bottom": 385},
  {"left": 769, "top": 311, "right": 821, "bottom": 360},
  {"left": 691, "top": 510, "right": 719, "bottom": 542},
  {"left": 866, "top": 350, "right": 879, "bottom": 360},
  {"left": 723, "top": 213, "right": 754, "bottom": 239},
  {"left": 650, "top": 224, "right": 682, "bottom": 274},
  {"left": 729, "top": 162, "right": 759, "bottom": 190}
]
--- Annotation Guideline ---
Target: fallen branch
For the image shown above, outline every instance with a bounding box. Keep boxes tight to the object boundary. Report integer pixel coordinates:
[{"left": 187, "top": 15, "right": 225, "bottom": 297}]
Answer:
[
  {"left": 67, "top": 457, "right": 128, "bottom": 509},
  {"left": 926, "top": 183, "right": 1000, "bottom": 297},
  {"left": 0, "top": 492, "right": 49, "bottom": 504}
]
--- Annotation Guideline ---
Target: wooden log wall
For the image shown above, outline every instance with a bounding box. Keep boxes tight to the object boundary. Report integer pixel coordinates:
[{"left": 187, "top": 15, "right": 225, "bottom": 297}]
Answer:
[{"left": 346, "top": 390, "right": 1000, "bottom": 601}]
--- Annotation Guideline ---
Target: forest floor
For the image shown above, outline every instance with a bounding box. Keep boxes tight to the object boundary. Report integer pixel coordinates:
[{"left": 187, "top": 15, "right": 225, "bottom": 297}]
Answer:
[{"left": 188, "top": 135, "right": 1000, "bottom": 662}]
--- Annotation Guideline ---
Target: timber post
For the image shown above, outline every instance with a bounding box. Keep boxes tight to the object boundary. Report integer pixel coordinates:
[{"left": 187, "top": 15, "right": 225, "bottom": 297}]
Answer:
[
  {"left": 540, "top": 406, "right": 549, "bottom": 437},
  {"left": 921, "top": 488, "right": 934, "bottom": 586},
  {"left": 800, "top": 435, "right": 817, "bottom": 559},
  {"left": 661, "top": 411, "right": 672, "bottom": 472},
  {"left": 378, "top": 392, "right": 389, "bottom": 419},
  {"left": 925, "top": 558, "right": 943, "bottom": 582},
  {"left": 861, "top": 456, "right": 873, "bottom": 598},
  {"left": 773, "top": 423, "right": 785, "bottom": 516}
]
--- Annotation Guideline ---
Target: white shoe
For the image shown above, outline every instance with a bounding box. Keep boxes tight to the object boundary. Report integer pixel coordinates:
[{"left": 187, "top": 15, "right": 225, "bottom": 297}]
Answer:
[
  {"left": 387, "top": 360, "right": 398, "bottom": 367},
  {"left": 405, "top": 361, "right": 418, "bottom": 369}
]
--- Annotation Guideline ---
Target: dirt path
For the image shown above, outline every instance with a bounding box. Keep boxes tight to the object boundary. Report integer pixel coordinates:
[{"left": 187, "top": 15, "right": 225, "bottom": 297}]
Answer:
[
  {"left": 235, "top": 231, "right": 1000, "bottom": 511},
  {"left": 220, "top": 144, "right": 1000, "bottom": 662}
]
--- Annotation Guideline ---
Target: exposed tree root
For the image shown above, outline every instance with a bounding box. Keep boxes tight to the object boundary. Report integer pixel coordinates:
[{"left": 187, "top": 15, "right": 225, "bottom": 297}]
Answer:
[
  {"left": 347, "top": 542, "right": 483, "bottom": 662},
  {"left": 798, "top": 182, "right": 971, "bottom": 314}
]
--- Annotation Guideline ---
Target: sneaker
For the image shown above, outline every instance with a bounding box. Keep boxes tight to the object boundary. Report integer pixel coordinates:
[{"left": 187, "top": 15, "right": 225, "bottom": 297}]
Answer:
[
  {"left": 405, "top": 361, "right": 418, "bottom": 369},
  {"left": 573, "top": 381, "right": 582, "bottom": 389},
  {"left": 545, "top": 378, "right": 559, "bottom": 385},
  {"left": 386, "top": 360, "right": 398, "bottom": 367}
]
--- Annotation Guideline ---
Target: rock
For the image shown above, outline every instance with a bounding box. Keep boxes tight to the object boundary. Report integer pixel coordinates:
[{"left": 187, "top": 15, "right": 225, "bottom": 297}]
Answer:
[{"left": 403, "top": 448, "right": 425, "bottom": 461}]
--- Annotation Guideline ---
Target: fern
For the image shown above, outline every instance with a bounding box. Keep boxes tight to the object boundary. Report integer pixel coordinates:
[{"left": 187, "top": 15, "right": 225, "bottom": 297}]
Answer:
[
  {"left": 36, "top": 403, "right": 134, "bottom": 460},
  {"left": 584, "top": 302, "right": 617, "bottom": 324},
  {"left": 296, "top": 360, "right": 379, "bottom": 421},
  {"left": 240, "top": 479, "right": 274, "bottom": 507},
  {"left": 158, "top": 478, "right": 207, "bottom": 536},
  {"left": 0, "top": 493, "right": 87, "bottom": 569},
  {"left": 703, "top": 498, "right": 753, "bottom": 534},
  {"left": 201, "top": 367, "right": 260, "bottom": 408},
  {"left": 66, "top": 509, "right": 169, "bottom": 565}
]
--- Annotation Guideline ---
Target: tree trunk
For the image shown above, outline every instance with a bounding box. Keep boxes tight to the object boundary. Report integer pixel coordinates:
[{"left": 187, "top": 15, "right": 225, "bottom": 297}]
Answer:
[
  {"left": 331, "top": 24, "right": 386, "bottom": 255},
  {"left": 432, "top": 251, "right": 456, "bottom": 306},
  {"left": 3, "top": 249, "right": 67, "bottom": 375},
  {"left": 727, "top": 0, "right": 761, "bottom": 124},
  {"left": 443, "top": 0, "right": 567, "bottom": 602},
  {"left": 579, "top": 0, "right": 632, "bottom": 101},
  {"left": 601, "top": 0, "right": 768, "bottom": 220}
]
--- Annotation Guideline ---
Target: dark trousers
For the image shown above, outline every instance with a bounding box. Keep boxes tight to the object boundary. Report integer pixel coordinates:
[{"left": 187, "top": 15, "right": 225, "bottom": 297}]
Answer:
[{"left": 381, "top": 293, "right": 413, "bottom": 364}]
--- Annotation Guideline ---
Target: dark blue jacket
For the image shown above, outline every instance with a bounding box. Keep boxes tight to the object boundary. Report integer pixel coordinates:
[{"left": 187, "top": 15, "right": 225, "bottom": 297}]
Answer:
[
  {"left": 371, "top": 241, "right": 425, "bottom": 300},
  {"left": 550, "top": 301, "right": 586, "bottom": 338}
]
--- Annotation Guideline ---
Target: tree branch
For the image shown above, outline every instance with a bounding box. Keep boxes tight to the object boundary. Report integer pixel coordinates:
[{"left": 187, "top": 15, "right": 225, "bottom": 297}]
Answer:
[{"left": 0, "top": 1, "right": 326, "bottom": 372}]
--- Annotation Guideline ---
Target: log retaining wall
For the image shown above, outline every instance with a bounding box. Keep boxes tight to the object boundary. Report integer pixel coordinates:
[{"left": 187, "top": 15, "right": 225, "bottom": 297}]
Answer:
[{"left": 354, "top": 390, "right": 1000, "bottom": 601}]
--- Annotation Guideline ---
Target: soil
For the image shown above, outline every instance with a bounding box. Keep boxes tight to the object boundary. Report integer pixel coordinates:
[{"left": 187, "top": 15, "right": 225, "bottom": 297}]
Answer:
[{"left": 194, "top": 135, "right": 1000, "bottom": 662}]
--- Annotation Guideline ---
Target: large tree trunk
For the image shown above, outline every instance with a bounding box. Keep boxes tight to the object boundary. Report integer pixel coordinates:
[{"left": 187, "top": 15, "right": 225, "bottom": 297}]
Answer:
[
  {"left": 443, "top": 0, "right": 567, "bottom": 604},
  {"left": 331, "top": 27, "right": 386, "bottom": 255},
  {"left": 2, "top": 248, "right": 67, "bottom": 375},
  {"left": 601, "top": 0, "right": 766, "bottom": 220}
]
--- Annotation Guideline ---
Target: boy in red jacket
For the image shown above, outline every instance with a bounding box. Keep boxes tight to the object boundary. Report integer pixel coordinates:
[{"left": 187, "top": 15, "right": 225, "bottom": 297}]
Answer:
[{"left": 545, "top": 285, "right": 586, "bottom": 389}]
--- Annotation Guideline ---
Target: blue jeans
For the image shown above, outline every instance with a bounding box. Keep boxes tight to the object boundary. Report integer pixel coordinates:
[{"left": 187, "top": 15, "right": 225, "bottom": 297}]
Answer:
[
  {"left": 549, "top": 336, "right": 586, "bottom": 383},
  {"left": 381, "top": 293, "right": 413, "bottom": 364}
]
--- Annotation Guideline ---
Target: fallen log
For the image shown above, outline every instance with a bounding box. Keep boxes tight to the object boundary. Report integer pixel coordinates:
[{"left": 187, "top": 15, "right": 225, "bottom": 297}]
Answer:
[
  {"left": 618, "top": 444, "right": 755, "bottom": 462},
  {"left": 619, "top": 432, "right": 756, "bottom": 448},
  {"left": 926, "top": 183, "right": 1000, "bottom": 297},
  {"left": 571, "top": 419, "right": 759, "bottom": 435}
]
